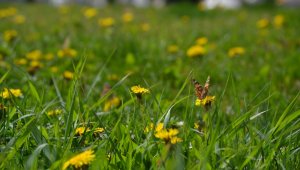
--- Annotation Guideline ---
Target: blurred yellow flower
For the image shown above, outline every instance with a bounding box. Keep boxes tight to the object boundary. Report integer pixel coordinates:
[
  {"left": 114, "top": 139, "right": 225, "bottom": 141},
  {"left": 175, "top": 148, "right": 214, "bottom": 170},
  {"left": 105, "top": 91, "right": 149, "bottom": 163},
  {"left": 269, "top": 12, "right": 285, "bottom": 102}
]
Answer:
[
  {"left": 155, "top": 123, "right": 164, "bottom": 132},
  {"left": 26, "top": 50, "right": 42, "bottom": 61},
  {"left": 14, "top": 58, "right": 27, "bottom": 65},
  {"left": 186, "top": 45, "right": 206, "bottom": 58},
  {"left": 83, "top": 8, "right": 97, "bottom": 19},
  {"left": 0, "top": 7, "right": 17, "bottom": 19},
  {"left": 57, "top": 48, "right": 77, "bottom": 58},
  {"left": 131, "top": 85, "right": 149, "bottom": 94},
  {"left": 50, "top": 66, "right": 58, "bottom": 73},
  {"left": 155, "top": 128, "right": 182, "bottom": 144},
  {"left": 47, "top": 109, "right": 63, "bottom": 116},
  {"left": 3, "top": 30, "right": 18, "bottom": 42},
  {"left": 257, "top": 18, "right": 269, "bottom": 29},
  {"left": 98, "top": 17, "right": 115, "bottom": 27},
  {"left": 94, "top": 127, "right": 104, "bottom": 134},
  {"left": 63, "top": 71, "right": 74, "bottom": 80},
  {"left": 167, "top": 45, "right": 179, "bottom": 54},
  {"left": 0, "top": 88, "right": 23, "bottom": 99},
  {"left": 30, "top": 60, "right": 43, "bottom": 68},
  {"left": 122, "top": 12, "right": 134, "bottom": 23},
  {"left": 196, "top": 37, "right": 208, "bottom": 46},
  {"left": 13, "top": 15, "right": 26, "bottom": 24},
  {"left": 195, "top": 96, "right": 215, "bottom": 107},
  {"left": 228, "top": 46, "right": 245, "bottom": 57},
  {"left": 103, "top": 96, "right": 121, "bottom": 111},
  {"left": 144, "top": 123, "right": 154, "bottom": 133},
  {"left": 141, "top": 23, "right": 150, "bottom": 32},
  {"left": 273, "top": 14, "right": 284, "bottom": 28},
  {"left": 63, "top": 149, "right": 95, "bottom": 170},
  {"left": 75, "top": 127, "right": 90, "bottom": 136}
]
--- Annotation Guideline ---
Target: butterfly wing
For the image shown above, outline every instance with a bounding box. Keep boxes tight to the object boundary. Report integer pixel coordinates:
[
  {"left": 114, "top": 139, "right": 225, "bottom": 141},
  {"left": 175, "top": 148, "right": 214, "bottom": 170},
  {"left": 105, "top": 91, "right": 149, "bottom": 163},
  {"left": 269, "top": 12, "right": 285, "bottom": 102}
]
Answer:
[{"left": 192, "top": 79, "right": 204, "bottom": 100}]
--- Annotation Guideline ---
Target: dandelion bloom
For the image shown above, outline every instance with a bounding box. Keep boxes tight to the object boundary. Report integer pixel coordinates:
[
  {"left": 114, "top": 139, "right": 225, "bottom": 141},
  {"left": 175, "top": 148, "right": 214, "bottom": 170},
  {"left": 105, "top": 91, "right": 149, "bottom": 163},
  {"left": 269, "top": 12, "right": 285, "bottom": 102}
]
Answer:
[
  {"left": 103, "top": 96, "right": 121, "bottom": 111},
  {"left": 3, "top": 30, "right": 17, "bottom": 42},
  {"left": 13, "top": 15, "right": 26, "bottom": 24},
  {"left": 75, "top": 127, "right": 90, "bottom": 136},
  {"left": 0, "top": 88, "right": 23, "bottom": 99},
  {"left": 196, "top": 37, "right": 208, "bottom": 46},
  {"left": 195, "top": 96, "right": 215, "bottom": 107},
  {"left": 167, "top": 45, "right": 179, "bottom": 54},
  {"left": 228, "top": 47, "right": 245, "bottom": 58},
  {"left": 83, "top": 8, "right": 97, "bottom": 19},
  {"left": 93, "top": 127, "right": 104, "bottom": 134},
  {"left": 47, "top": 109, "right": 63, "bottom": 116},
  {"left": 57, "top": 48, "right": 77, "bottom": 58},
  {"left": 155, "top": 128, "right": 182, "bottom": 144},
  {"left": 63, "top": 71, "right": 74, "bottom": 80},
  {"left": 256, "top": 18, "right": 269, "bottom": 29},
  {"left": 122, "top": 12, "right": 134, "bottom": 23},
  {"left": 0, "top": 7, "right": 17, "bottom": 19},
  {"left": 98, "top": 17, "right": 115, "bottom": 27},
  {"left": 131, "top": 85, "right": 149, "bottom": 95},
  {"left": 186, "top": 45, "right": 206, "bottom": 58},
  {"left": 26, "top": 50, "right": 42, "bottom": 61},
  {"left": 63, "top": 149, "right": 95, "bottom": 170},
  {"left": 273, "top": 15, "right": 284, "bottom": 28}
]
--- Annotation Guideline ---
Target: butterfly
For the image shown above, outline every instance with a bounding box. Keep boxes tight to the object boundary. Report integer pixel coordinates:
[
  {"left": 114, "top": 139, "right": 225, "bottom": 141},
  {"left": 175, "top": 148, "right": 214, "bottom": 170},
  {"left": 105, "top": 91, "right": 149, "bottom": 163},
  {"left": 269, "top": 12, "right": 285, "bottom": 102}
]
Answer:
[{"left": 192, "top": 76, "right": 210, "bottom": 100}]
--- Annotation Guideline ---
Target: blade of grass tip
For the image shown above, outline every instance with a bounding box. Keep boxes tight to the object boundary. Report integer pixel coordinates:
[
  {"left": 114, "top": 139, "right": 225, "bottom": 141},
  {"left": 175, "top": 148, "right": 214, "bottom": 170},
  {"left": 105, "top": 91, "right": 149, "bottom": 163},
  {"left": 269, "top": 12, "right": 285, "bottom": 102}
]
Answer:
[
  {"left": 52, "top": 77, "right": 66, "bottom": 110},
  {"left": 86, "top": 48, "right": 116, "bottom": 100},
  {"left": 28, "top": 81, "right": 41, "bottom": 104},
  {"left": 0, "top": 70, "right": 9, "bottom": 84},
  {"left": 25, "top": 143, "right": 48, "bottom": 170},
  {"left": 271, "top": 92, "right": 300, "bottom": 135}
]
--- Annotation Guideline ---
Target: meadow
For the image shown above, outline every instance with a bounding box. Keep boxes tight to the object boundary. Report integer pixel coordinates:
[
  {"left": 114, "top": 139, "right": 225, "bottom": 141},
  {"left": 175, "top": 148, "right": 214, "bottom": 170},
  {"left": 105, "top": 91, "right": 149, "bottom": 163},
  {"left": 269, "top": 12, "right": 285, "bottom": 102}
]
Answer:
[{"left": 0, "top": 3, "right": 300, "bottom": 169}]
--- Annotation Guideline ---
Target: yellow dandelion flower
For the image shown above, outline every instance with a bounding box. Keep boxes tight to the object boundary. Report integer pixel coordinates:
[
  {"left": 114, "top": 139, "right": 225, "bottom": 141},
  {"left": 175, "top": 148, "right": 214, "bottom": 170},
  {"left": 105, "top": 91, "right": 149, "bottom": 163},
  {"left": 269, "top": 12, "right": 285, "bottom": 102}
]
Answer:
[
  {"left": 155, "top": 123, "right": 164, "bottom": 132},
  {"left": 30, "top": 60, "right": 43, "bottom": 68},
  {"left": 154, "top": 128, "right": 182, "bottom": 144},
  {"left": 195, "top": 96, "right": 215, "bottom": 107},
  {"left": 63, "top": 71, "right": 74, "bottom": 80},
  {"left": 0, "top": 88, "right": 23, "bottom": 99},
  {"left": 170, "top": 136, "right": 183, "bottom": 144},
  {"left": 103, "top": 96, "right": 121, "bottom": 111},
  {"left": 94, "top": 127, "right": 104, "bottom": 134},
  {"left": 57, "top": 48, "right": 77, "bottom": 58},
  {"left": 13, "top": 15, "right": 26, "bottom": 24},
  {"left": 98, "top": 17, "right": 115, "bottom": 27},
  {"left": 3, "top": 30, "right": 18, "bottom": 42},
  {"left": 196, "top": 37, "right": 208, "bottom": 46},
  {"left": 228, "top": 47, "right": 245, "bottom": 58},
  {"left": 26, "top": 50, "right": 42, "bottom": 61},
  {"left": 62, "top": 149, "right": 95, "bottom": 170},
  {"left": 167, "top": 45, "right": 179, "bottom": 54},
  {"left": 83, "top": 8, "right": 97, "bottom": 19},
  {"left": 257, "top": 18, "right": 269, "bottom": 29},
  {"left": 75, "top": 127, "right": 90, "bottom": 136},
  {"left": 273, "top": 14, "right": 284, "bottom": 28},
  {"left": 141, "top": 23, "right": 150, "bottom": 32},
  {"left": 131, "top": 85, "right": 149, "bottom": 94},
  {"left": 0, "top": 7, "right": 17, "bottom": 19},
  {"left": 186, "top": 45, "right": 206, "bottom": 58},
  {"left": 122, "top": 12, "right": 134, "bottom": 23},
  {"left": 47, "top": 109, "right": 63, "bottom": 116}
]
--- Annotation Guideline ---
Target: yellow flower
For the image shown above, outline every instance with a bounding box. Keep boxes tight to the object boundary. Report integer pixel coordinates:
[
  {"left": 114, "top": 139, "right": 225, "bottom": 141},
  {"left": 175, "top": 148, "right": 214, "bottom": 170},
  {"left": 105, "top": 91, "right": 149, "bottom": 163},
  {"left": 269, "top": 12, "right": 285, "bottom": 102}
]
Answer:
[
  {"left": 131, "top": 85, "right": 149, "bottom": 94},
  {"left": 195, "top": 96, "right": 215, "bottom": 107},
  {"left": 83, "top": 8, "right": 97, "bottom": 19},
  {"left": 94, "top": 127, "right": 104, "bottom": 134},
  {"left": 3, "top": 30, "right": 18, "bottom": 42},
  {"left": 154, "top": 128, "right": 182, "bottom": 144},
  {"left": 0, "top": 7, "right": 17, "bottom": 19},
  {"left": 0, "top": 88, "right": 23, "bottom": 99},
  {"left": 57, "top": 48, "right": 77, "bottom": 58},
  {"left": 167, "top": 45, "right": 179, "bottom": 54},
  {"left": 228, "top": 47, "right": 245, "bottom": 58},
  {"left": 13, "top": 15, "right": 26, "bottom": 24},
  {"left": 63, "top": 71, "right": 74, "bottom": 80},
  {"left": 273, "top": 15, "right": 284, "bottom": 28},
  {"left": 141, "top": 23, "right": 150, "bottom": 32},
  {"left": 257, "top": 18, "right": 269, "bottom": 29},
  {"left": 47, "top": 109, "right": 63, "bottom": 116},
  {"left": 144, "top": 123, "right": 154, "bottom": 133},
  {"left": 196, "top": 37, "right": 208, "bottom": 46},
  {"left": 50, "top": 66, "right": 58, "bottom": 73},
  {"left": 75, "top": 127, "right": 90, "bottom": 136},
  {"left": 98, "top": 17, "right": 115, "bottom": 27},
  {"left": 26, "top": 50, "right": 42, "bottom": 61},
  {"left": 194, "top": 122, "right": 199, "bottom": 129},
  {"left": 63, "top": 149, "right": 95, "bottom": 170},
  {"left": 103, "top": 96, "right": 121, "bottom": 111},
  {"left": 30, "top": 60, "right": 43, "bottom": 68},
  {"left": 155, "top": 123, "right": 164, "bottom": 132},
  {"left": 122, "top": 12, "right": 134, "bottom": 23},
  {"left": 14, "top": 58, "right": 27, "bottom": 65},
  {"left": 186, "top": 45, "right": 206, "bottom": 58}
]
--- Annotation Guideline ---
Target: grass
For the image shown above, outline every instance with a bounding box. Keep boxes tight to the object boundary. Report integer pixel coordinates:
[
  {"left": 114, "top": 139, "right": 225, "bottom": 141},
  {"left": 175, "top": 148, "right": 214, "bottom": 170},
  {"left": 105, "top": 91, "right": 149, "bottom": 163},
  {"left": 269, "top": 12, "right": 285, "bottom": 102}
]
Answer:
[{"left": 0, "top": 3, "right": 299, "bottom": 169}]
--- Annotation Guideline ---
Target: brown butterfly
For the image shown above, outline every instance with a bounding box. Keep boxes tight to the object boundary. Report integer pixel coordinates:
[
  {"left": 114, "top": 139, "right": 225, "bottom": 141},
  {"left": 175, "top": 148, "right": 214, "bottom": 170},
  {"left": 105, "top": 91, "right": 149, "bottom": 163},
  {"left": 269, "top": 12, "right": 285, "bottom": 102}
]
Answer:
[{"left": 192, "top": 76, "right": 210, "bottom": 100}]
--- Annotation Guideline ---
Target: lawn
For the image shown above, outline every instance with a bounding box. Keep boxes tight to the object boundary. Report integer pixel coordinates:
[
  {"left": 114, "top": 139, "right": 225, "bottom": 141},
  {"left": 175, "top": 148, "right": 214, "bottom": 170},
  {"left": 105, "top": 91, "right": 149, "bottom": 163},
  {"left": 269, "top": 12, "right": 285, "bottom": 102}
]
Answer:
[{"left": 0, "top": 3, "right": 299, "bottom": 169}]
